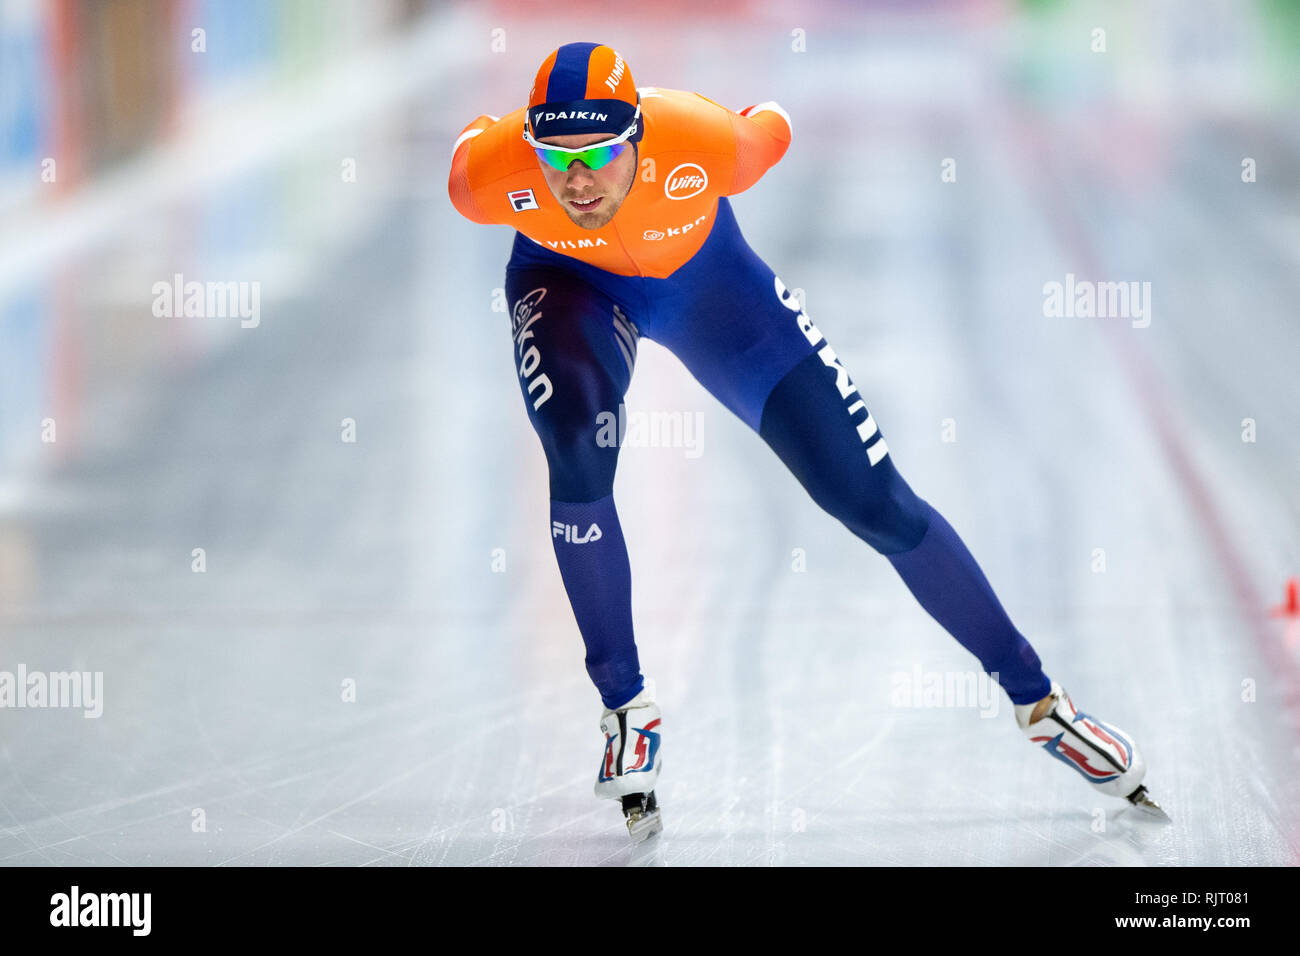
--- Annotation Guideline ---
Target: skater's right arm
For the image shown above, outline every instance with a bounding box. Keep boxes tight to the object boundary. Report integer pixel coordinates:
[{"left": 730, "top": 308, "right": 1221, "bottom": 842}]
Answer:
[{"left": 448, "top": 114, "right": 500, "bottom": 224}]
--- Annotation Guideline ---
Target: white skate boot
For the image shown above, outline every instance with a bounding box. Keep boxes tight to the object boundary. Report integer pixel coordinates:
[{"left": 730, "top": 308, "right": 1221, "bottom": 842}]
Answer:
[
  {"left": 1015, "top": 681, "right": 1169, "bottom": 820},
  {"left": 594, "top": 679, "right": 662, "bottom": 842}
]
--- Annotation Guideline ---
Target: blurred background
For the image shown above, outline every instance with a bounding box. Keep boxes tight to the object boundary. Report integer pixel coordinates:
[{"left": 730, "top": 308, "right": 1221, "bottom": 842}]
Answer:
[{"left": 0, "top": 0, "right": 1297, "bottom": 865}]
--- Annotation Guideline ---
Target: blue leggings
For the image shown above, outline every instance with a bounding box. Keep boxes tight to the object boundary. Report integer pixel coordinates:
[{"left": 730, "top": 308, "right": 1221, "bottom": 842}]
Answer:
[{"left": 504, "top": 198, "right": 1050, "bottom": 710}]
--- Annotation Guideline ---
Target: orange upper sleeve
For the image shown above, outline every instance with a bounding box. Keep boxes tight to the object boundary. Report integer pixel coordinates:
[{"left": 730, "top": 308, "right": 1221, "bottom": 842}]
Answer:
[
  {"left": 448, "top": 115, "right": 499, "bottom": 224},
  {"left": 728, "top": 102, "right": 792, "bottom": 195}
]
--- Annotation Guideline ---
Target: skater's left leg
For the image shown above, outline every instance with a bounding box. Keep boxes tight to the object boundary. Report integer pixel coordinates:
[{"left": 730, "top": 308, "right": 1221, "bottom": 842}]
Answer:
[
  {"left": 639, "top": 200, "right": 1049, "bottom": 706},
  {"left": 756, "top": 349, "right": 1051, "bottom": 706}
]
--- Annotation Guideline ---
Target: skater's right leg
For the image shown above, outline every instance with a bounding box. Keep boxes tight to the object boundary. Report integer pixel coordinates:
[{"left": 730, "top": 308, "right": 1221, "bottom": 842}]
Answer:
[{"left": 504, "top": 266, "right": 645, "bottom": 711}]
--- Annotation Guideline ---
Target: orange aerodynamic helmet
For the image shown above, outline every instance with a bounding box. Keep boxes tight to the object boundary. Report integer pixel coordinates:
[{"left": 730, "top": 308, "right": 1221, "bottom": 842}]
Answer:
[{"left": 524, "top": 42, "right": 643, "bottom": 149}]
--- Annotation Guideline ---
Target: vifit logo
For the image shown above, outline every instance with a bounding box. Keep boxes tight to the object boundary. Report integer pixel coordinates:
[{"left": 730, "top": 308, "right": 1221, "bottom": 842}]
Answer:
[{"left": 664, "top": 163, "right": 707, "bottom": 200}]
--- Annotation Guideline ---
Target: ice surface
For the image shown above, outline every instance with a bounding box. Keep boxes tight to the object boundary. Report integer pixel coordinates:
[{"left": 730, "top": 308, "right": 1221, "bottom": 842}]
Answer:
[{"left": 1, "top": 1, "right": 1297, "bottom": 866}]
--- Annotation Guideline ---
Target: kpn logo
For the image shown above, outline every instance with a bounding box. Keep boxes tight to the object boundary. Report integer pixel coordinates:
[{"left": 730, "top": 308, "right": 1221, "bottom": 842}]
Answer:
[{"left": 664, "top": 163, "right": 707, "bottom": 200}]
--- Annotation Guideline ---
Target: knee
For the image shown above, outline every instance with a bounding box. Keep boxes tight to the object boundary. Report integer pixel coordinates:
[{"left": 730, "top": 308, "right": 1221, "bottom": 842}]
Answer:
[
  {"left": 537, "top": 406, "right": 619, "bottom": 502},
  {"left": 813, "top": 466, "right": 933, "bottom": 555}
]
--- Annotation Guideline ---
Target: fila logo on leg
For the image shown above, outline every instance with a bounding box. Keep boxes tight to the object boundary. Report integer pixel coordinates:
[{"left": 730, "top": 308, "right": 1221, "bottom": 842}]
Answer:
[{"left": 552, "top": 521, "right": 602, "bottom": 544}]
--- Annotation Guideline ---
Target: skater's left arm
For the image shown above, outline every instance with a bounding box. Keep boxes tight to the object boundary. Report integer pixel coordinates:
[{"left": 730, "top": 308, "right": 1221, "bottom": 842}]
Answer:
[{"left": 728, "top": 102, "right": 793, "bottom": 195}]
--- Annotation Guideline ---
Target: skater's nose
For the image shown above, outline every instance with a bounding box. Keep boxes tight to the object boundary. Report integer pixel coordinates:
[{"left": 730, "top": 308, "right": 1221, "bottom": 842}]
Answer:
[{"left": 565, "top": 163, "right": 597, "bottom": 189}]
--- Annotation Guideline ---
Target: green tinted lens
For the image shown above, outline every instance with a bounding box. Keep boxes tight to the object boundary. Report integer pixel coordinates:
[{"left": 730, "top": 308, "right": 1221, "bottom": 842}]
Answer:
[{"left": 536, "top": 142, "right": 626, "bottom": 172}]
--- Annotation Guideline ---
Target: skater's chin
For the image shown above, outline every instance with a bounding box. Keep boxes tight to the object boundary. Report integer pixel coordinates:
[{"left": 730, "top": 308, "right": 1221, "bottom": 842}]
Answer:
[{"left": 566, "top": 204, "right": 618, "bottom": 229}]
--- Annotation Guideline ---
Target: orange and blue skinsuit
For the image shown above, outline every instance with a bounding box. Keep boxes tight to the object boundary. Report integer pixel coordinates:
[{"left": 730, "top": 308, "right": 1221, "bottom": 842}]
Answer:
[{"left": 449, "top": 82, "right": 1051, "bottom": 715}]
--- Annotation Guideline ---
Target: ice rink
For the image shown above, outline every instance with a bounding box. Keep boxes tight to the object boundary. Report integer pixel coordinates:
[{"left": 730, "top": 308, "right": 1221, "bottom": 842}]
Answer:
[{"left": 1, "top": 0, "right": 1298, "bottom": 866}]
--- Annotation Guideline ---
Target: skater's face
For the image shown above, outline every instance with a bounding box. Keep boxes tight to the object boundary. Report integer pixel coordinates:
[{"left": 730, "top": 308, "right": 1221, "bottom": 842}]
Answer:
[{"left": 536, "top": 132, "right": 637, "bottom": 230}]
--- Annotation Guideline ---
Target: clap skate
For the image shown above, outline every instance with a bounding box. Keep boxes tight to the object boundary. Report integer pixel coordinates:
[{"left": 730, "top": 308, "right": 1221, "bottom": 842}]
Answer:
[
  {"left": 1015, "top": 681, "right": 1170, "bottom": 821},
  {"left": 595, "top": 680, "right": 663, "bottom": 843}
]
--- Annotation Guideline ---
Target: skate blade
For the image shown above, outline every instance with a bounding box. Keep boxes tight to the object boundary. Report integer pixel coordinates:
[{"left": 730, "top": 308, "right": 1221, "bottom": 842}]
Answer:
[
  {"left": 625, "top": 808, "right": 662, "bottom": 843},
  {"left": 1127, "top": 787, "right": 1172, "bottom": 822}
]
